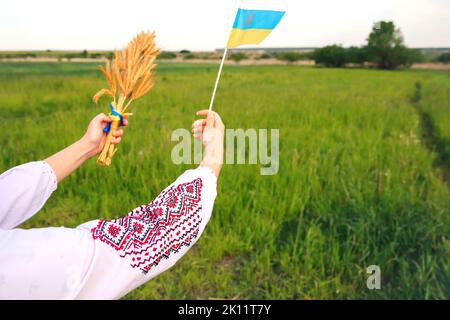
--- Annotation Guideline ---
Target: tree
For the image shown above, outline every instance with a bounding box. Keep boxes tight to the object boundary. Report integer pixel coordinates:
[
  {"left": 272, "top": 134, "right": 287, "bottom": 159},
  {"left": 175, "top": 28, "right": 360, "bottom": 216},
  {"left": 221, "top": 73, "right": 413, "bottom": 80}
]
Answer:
[
  {"left": 259, "top": 52, "right": 273, "bottom": 59},
  {"left": 106, "top": 51, "right": 114, "bottom": 61},
  {"left": 407, "top": 48, "right": 425, "bottom": 64},
  {"left": 63, "top": 53, "right": 78, "bottom": 61},
  {"left": 312, "top": 45, "right": 348, "bottom": 67},
  {"left": 366, "top": 21, "right": 420, "bottom": 69},
  {"left": 229, "top": 52, "right": 247, "bottom": 63},
  {"left": 158, "top": 51, "right": 177, "bottom": 59},
  {"left": 346, "top": 46, "right": 367, "bottom": 65},
  {"left": 183, "top": 53, "right": 197, "bottom": 60},
  {"left": 276, "top": 52, "right": 304, "bottom": 64},
  {"left": 436, "top": 52, "right": 450, "bottom": 63},
  {"left": 89, "top": 53, "right": 102, "bottom": 59}
]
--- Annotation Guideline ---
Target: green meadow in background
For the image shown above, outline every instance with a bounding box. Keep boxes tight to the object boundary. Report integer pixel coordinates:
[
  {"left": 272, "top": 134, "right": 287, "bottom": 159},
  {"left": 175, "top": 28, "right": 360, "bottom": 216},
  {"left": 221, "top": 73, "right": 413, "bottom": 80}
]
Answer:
[{"left": 0, "top": 62, "right": 449, "bottom": 299}]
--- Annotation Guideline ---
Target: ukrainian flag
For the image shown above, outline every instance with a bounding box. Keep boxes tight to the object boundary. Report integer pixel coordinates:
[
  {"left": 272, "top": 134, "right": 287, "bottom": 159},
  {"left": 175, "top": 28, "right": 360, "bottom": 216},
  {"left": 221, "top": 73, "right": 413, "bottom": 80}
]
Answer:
[{"left": 227, "top": 8, "right": 285, "bottom": 48}]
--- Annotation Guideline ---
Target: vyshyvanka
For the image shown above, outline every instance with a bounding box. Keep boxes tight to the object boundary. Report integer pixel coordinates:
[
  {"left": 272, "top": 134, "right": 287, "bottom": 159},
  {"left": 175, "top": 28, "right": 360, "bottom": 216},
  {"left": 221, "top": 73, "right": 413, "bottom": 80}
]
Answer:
[{"left": 0, "top": 161, "right": 217, "bottom": 299}]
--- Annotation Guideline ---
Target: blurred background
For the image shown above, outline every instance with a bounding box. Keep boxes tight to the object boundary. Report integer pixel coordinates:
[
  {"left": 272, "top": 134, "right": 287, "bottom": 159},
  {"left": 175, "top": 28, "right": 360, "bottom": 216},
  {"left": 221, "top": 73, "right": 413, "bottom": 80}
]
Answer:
[{"left": 1, "top": 0, "right": 449, "bottom": 299}]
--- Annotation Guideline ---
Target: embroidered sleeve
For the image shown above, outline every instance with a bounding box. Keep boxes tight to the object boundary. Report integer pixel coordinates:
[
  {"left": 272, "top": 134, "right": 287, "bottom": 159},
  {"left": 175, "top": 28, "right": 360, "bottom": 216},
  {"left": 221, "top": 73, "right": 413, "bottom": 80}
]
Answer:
[
  {"left": 0, "top": 161, "right": 57, "bottom": 229},
  {"left": 91, "top": 177, "right": 204, "bottom": 273},
  {"left": 0, "top": 166, "right": 216, "bottom": 300},
  {"left": 75, "top": 166, "right": 217, "bottom": 299}
]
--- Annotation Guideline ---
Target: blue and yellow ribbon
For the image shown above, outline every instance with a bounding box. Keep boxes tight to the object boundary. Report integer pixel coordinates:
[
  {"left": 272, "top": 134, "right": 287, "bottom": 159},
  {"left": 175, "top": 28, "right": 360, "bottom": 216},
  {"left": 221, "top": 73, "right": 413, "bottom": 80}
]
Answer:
[{"left": 103, "top": 104, "right": 125, "bottom": 133}]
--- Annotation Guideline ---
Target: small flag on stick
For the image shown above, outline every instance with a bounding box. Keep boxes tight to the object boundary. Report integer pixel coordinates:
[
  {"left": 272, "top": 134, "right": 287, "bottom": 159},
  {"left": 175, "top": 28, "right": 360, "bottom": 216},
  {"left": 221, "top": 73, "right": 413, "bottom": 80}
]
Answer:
[
  {"left": 208, "top": 5, "right": 285, "bottom": 111},
  {"left": 227, "top": 9, "right": 285, "bottom": 48}
]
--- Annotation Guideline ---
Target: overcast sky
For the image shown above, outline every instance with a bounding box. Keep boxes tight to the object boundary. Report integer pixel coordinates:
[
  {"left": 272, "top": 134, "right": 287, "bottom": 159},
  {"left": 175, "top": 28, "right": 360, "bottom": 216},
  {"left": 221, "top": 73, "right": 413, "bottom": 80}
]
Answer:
[{"left": 1, "top": 0, "right": 449, "bottom": 51}]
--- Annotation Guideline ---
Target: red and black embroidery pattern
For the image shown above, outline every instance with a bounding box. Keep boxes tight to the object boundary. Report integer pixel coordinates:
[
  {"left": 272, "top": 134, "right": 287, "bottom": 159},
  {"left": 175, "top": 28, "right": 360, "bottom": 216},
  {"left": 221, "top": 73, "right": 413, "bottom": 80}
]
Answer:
[{"left": 91, "top": 178, "right": 203, "bottom": 273}]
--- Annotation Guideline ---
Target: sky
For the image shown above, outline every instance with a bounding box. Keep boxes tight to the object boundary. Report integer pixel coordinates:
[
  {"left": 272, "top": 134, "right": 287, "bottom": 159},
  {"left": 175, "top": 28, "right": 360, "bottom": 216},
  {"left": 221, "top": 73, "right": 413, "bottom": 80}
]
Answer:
[{"left": 1, "top": 0, "right": 449, "bottom": 51}]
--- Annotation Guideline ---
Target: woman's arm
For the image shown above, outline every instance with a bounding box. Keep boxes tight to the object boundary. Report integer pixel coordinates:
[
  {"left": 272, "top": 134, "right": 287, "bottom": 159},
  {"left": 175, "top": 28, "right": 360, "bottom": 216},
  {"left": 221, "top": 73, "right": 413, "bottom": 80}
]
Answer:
[
  {"left": 0, "top": 161, "right": 57, "bottom": 229},
  {"left": 0, "top": 113, "right": 126, "bottom": 229},
  {"left": 0, "top": 165, "right": 217, "bottom": 299},
  {"left": 75, "top": 110, "right": 224, "bottom": 299},
  {"left": 0, "top": 110, "right": 224, "bottom": 299},
  {"left": 45, "top": 113, "right": 127, "bottom": 183}
]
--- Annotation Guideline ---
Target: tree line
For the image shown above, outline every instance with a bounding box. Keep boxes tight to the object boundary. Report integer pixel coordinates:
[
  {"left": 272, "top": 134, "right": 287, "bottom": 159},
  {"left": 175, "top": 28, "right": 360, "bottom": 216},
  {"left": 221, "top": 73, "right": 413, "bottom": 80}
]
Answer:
[
  {"left": 2, "top": 20, "right": 449, "bottom": 67},
  {"left": 254, "top": 21, "right": 448, "bottom": 69},
  {"left": 312, "top": 21, "right": 424, "bottom": 69},
  {"left": 217, "top": 20, "right": 449, "bottom": 68}
]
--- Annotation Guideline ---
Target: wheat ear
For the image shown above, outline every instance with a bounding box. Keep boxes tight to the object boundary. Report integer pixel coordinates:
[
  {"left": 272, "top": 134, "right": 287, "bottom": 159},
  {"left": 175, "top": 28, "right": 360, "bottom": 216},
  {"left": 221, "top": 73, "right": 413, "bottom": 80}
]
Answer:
[{"left": 93, "top": 31, "right": 160, "bottom": 166}]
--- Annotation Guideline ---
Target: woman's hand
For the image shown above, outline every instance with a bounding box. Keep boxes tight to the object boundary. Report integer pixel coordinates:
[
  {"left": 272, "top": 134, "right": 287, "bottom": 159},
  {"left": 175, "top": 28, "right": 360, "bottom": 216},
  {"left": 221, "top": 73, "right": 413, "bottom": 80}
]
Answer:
[
  {"left": 81, "top": 113, "right": 128, "bottom": 158},
  {"left": 45, "top": 113, "right": 128, "bottom": 183},
  {"left": 192, "top": 110, "right": 225, "bottom": 178}
]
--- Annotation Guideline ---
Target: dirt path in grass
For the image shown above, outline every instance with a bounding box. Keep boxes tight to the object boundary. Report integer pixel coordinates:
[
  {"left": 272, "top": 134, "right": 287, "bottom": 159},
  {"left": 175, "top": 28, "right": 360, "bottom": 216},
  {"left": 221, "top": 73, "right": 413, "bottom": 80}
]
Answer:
[
  {"left": 410, "top": 82, "right": 450, "bottom": 184},
  {"left": 412, "top": 63, "right": 450, "bottom": 70}
]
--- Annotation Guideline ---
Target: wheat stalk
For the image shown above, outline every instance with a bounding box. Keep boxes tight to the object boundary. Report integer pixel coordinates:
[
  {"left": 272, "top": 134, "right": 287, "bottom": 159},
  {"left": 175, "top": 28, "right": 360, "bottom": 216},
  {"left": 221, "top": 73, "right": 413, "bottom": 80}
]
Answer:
[{"left": 94, "top": 31, "right": 160, "bottom": 166}]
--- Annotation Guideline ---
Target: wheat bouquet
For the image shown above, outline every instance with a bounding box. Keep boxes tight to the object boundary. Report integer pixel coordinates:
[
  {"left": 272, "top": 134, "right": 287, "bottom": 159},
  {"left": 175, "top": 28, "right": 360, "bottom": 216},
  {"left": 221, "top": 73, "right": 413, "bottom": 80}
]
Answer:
[{"left": 93, "top": 31, "right": 160, "bottom": 166}]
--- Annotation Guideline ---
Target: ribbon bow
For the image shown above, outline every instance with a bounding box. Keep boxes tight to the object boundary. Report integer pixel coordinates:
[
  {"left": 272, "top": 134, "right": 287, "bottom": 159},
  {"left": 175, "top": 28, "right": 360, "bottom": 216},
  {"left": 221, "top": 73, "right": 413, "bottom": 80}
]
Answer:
[{"left": 103, "top": 104, "right": 125, "bottom": 133}]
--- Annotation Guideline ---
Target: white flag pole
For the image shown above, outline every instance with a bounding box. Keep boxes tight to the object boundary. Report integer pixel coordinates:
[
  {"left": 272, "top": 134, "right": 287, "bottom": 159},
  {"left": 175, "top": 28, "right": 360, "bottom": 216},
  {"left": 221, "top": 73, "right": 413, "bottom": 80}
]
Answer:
[
  {"left": 208, "top": 47, "right": 228, "bottom": 112},
  {"left": 209, "top": 0, "right": 244, "bottom": 112}
]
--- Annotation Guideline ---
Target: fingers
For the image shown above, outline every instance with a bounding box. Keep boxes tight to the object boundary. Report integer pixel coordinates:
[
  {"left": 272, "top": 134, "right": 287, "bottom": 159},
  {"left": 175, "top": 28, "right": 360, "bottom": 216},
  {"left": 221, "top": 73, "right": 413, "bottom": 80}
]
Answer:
[
  {"left": 192, "top": 119, "right": 207, "bottom": 127},
  {"left": 191, "top": 126, "right": 205, "bottom": 134},
  {"left": 192, "top": 126, "right": 204, "bottom": 140},
  {"left": 191, "top": 119, "right": 206, "bottom": 134},
  {"left": 195, "top": 110, "right": 224, "bottom": 129},
  {"left": 113, "top": 129, "right": 123, "bottom": 138},
  {"left": 110, "top": 128, "right": 124, "bottom": 145},
  {"left": 196, "top": 109, "right": 217, "bottom": 124},
  {"left": 98, "top": 113, "right": 111, "bottom": 123},
  {"left": 196, "top": 109, "right": 210, "bottom": 116},
  {"left": 191, "top": 118, "right": 206, "bottom": 141},
  {"left": 192, "top": 110, "right": 225, "bottom": 142},
  {"left": 110, "top": 136, "right": 122, "bottom": 145},
  {"left": 97, "top": 113, "right": 129, "bottom": 127}
]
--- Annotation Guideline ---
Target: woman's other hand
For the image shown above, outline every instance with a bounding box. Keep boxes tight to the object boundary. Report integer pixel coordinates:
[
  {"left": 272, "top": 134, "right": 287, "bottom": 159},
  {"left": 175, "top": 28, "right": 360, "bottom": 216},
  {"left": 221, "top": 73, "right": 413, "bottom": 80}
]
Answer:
[{"left": 192, "top": 110, "right": 225, "bottom": 177}]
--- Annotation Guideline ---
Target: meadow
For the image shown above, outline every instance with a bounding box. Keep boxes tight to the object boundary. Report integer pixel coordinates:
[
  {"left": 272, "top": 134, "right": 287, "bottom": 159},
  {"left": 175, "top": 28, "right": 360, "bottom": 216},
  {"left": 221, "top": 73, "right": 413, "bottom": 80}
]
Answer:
[{"left": 0, "top": 62, "right": 449, "bottom": 299}]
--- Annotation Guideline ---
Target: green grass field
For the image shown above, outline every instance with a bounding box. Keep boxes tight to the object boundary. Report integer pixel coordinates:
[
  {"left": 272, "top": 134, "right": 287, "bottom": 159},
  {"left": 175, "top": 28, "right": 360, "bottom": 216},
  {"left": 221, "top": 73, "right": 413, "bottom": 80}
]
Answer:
[{"left": 1, "top": 62, "right": 449, "bottom": 299}]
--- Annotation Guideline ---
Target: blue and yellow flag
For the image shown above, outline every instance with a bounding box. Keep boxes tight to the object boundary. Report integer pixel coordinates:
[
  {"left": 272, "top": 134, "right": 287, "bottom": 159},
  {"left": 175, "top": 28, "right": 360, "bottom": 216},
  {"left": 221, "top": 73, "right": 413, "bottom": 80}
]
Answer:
[{"left": 227, "top": 8, "right": 285, "bottom": 48}]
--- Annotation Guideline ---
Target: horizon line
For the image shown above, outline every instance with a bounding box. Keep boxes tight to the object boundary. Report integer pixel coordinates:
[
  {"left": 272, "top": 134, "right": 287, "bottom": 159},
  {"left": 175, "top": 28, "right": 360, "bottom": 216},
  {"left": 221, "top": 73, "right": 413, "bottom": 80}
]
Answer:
[{"left": 1, "top": 46, "right": 450, "bottom": 52}]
